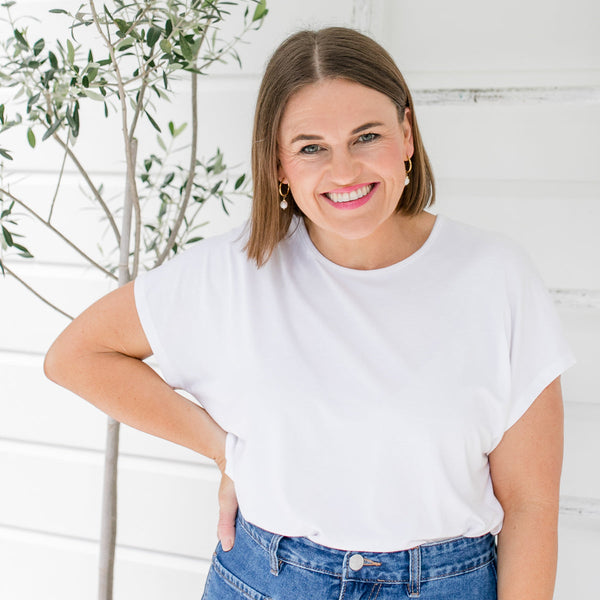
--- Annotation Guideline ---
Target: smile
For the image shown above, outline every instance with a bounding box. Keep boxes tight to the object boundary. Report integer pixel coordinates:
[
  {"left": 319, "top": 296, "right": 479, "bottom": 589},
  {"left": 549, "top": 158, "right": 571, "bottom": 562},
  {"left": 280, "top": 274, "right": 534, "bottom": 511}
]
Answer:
[
  {"left": 325, "top": 183, "right": 375, "bottom": 203},
  {"left": 322, "top": 182, "right": 378, "bottom": 210}
]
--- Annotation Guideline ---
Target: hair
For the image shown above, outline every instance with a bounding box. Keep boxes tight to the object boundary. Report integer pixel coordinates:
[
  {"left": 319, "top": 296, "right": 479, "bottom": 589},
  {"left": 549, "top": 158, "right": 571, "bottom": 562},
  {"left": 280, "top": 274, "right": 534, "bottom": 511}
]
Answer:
[{"left": 246, "top": 27, "right": 435, "bottom": 267}]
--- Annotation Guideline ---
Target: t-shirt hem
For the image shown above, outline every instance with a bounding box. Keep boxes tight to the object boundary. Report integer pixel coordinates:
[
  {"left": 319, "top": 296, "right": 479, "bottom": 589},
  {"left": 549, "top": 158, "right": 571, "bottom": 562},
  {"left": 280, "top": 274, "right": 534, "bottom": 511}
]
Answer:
[{"left": 503, "top": 351, "right": 576, "bottom": 439}]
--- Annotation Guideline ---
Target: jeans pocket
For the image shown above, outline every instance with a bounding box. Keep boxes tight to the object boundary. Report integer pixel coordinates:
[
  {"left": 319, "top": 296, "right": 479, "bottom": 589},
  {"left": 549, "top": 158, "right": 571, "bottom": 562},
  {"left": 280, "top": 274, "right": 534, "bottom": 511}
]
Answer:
[{"left": 202, "top": 553, "right": 271, "bottom": 600}]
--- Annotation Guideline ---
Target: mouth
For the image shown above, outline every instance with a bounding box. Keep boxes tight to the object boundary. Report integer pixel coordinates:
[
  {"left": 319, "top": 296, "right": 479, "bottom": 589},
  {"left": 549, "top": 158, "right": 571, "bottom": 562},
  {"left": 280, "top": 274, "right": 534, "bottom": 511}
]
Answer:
[{"left": 322, "top": 183, "right": 378, "bottom": 209}]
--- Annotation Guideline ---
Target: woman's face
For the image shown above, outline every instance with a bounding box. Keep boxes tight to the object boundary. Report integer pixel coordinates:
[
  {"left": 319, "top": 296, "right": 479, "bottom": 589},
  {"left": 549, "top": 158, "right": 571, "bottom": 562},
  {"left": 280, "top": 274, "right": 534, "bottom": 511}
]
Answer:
[{"left": 277, "top": 78, "right": 413, "bottom": 251}]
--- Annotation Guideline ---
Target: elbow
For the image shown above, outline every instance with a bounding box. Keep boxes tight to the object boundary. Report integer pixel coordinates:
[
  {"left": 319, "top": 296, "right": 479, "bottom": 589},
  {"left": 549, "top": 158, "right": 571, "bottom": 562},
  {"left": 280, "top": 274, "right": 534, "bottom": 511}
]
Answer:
[
  {"left": 44, "top": 333, "right": 74, "bottom": 386},
  {"left": 43, "top": 339, "right": 63, "bottom": 384}
]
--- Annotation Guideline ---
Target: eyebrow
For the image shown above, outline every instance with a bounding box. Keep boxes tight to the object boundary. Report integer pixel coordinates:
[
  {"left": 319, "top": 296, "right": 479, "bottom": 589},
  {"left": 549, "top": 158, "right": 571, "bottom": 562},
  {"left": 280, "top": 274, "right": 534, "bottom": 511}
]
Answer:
[{"left": 289, "top": 121, "right": 385, "bottom": 145}]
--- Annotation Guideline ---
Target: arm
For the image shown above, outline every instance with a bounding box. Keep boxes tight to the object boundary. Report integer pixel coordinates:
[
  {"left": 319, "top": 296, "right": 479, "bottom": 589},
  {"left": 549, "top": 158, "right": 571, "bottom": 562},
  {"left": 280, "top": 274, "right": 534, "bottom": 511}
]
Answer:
[
  {"left": 489, "top": 376, "right": 564, "bottom": 600},
  {"left": 44, "top": 281, "right": 228, "bottom": 466},
  {"left": 45, "top": 281, "right": 239, "bottom": 548}
]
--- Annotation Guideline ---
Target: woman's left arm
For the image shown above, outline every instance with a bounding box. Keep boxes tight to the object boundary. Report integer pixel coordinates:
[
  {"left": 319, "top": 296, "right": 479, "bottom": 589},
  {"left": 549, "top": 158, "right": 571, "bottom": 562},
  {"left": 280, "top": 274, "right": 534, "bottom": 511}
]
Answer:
[{"left": 489, "top": 376, "right": 564, "bottom": 600}]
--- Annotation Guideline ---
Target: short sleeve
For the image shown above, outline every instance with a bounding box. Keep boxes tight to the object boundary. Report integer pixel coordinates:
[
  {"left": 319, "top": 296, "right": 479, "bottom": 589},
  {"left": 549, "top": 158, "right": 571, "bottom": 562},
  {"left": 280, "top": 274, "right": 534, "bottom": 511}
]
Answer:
[
  {"left": 134, "top": 248, "right": 205, "bottom": 391},
  {"left": 503, "top": 248, "right": 576, "bottom": 430}
]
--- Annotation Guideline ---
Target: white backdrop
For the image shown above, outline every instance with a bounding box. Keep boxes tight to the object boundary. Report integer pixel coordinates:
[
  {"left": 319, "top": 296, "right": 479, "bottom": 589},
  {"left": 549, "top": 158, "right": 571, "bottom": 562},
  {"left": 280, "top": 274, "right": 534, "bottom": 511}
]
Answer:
[{"left": 0, "top": 1, "right": 598, "bottom": 598}]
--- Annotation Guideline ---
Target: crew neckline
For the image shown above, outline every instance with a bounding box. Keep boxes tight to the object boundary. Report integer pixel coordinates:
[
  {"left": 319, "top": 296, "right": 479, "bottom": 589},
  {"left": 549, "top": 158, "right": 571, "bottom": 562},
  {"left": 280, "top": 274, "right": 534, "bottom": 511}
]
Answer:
[{"left": 295, "top": 212, "right": 444, "bottom": 275}]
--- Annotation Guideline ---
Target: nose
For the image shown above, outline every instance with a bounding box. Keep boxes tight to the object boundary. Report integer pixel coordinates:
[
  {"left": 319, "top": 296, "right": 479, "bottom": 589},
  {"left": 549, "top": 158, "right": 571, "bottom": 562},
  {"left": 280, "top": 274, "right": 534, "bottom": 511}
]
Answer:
[{"left": 327, "top": 147, "right": 361, "bottom": 186}]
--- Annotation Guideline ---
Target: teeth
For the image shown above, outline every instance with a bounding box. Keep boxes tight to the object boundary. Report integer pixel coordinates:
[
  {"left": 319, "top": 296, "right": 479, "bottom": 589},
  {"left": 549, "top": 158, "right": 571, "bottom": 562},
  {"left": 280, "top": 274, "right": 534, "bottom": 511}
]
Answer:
[{"left": 326, "top": 184, "right": 373, "bottom": 203}]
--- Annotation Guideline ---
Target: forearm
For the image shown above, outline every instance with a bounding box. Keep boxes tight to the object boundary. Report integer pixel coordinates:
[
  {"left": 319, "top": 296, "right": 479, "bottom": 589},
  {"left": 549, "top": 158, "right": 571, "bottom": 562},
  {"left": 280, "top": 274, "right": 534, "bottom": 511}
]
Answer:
[
  {"left": 45, "top": 349, "right": 227, "bottom": 468},
  {"left": 496, "top": 504, "right": 558, "bottom": 600}
]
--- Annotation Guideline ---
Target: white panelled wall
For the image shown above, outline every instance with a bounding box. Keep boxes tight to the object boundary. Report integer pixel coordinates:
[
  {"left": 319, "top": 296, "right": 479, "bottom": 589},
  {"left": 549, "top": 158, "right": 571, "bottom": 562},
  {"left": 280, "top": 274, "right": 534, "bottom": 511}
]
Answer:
[{"left": 0, "top": 0, "right": 598, "bottom": 598}]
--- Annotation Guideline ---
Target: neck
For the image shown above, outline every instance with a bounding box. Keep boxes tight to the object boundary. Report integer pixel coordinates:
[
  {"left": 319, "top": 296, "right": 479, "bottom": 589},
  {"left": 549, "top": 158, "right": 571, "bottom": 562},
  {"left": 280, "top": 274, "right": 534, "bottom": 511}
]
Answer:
[{"left": 305, "top": 212, "right": 437, "bottom": 270}]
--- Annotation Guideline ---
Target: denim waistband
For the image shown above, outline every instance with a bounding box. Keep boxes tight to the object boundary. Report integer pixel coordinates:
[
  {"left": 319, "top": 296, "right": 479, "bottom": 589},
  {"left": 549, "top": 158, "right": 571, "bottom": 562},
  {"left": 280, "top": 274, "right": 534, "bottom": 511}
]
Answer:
[{"left": 236, "top": 512, "right": 496, "bottom": 590}]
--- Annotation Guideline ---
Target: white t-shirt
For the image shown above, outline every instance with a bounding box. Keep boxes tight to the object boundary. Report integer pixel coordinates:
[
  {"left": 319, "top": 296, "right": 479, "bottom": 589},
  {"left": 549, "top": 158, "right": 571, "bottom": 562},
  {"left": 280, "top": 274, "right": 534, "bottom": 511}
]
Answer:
[{"left": 134, "top": 213, "right": 575, "bottom": 551}]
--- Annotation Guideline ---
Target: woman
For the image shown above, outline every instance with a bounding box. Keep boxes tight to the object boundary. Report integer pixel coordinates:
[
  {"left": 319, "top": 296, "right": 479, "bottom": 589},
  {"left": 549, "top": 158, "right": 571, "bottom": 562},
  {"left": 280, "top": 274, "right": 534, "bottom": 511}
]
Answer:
[{"left": 44, "top": 28, "right": 575, "bottom": 599}]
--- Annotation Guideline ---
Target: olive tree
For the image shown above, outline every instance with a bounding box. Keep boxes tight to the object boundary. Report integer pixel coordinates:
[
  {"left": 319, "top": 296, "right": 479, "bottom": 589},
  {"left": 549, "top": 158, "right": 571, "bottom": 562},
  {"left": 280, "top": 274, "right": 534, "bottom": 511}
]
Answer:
[{"left": 0, "top": 1, "right": 267, "bottom": 598}]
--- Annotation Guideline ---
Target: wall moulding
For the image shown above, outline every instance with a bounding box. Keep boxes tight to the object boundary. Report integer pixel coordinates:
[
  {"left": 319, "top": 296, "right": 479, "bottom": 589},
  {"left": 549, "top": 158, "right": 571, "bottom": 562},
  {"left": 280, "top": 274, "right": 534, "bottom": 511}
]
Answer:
[{"left": 413, "top": 87, "right": 600, "bottom": 106}]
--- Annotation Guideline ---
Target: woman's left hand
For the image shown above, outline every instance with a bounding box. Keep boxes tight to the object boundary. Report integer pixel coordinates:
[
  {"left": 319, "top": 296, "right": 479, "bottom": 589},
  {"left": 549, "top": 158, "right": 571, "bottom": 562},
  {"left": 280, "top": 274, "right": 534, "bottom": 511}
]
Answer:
[{"left": 217, "top": 472, "right": 238, "bottom": 551}]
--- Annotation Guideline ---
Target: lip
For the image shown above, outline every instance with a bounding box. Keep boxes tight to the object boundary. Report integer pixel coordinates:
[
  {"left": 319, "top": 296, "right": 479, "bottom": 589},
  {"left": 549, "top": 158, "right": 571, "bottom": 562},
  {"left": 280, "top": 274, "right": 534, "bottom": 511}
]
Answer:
[{"left": 321, "top": 182, "right": 379, "bottom": 210}]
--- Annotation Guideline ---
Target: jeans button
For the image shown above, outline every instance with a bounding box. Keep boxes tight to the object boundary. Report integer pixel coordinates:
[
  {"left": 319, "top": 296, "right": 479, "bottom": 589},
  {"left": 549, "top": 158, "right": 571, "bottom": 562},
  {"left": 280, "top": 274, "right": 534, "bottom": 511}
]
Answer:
[{"left": 349, "top": 554, "right": 365, "bottom": 571}]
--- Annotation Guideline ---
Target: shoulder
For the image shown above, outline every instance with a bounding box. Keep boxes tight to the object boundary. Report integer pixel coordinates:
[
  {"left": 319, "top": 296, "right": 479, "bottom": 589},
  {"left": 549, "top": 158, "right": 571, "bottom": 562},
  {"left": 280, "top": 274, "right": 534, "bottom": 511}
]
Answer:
[{"left": 436, "top": 214, "right": 537, "bottom": 277}]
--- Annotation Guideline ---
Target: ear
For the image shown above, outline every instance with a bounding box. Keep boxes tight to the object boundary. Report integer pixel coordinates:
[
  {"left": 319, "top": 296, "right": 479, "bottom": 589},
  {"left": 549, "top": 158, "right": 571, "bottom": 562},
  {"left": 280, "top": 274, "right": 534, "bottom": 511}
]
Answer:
[
  {"left": 402, "top": 107, "right": 414, "bottom": 160},
  {"left": 277, "top": 163, "right": 288, "bottom": 184}
]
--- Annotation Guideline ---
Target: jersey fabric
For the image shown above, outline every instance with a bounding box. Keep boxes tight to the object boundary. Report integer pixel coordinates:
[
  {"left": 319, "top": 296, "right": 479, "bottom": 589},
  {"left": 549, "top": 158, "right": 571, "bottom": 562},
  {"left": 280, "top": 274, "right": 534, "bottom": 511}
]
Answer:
[{"left": 134, "top": 213, "right": 575, "bottom": 551}]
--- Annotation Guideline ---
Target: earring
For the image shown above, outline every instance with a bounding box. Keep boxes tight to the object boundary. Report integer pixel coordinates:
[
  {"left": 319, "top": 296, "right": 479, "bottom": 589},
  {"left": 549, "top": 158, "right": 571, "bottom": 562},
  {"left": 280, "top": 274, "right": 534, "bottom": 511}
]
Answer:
[
  {"left": 278, "top": 181, "right": 290, "bottom": 210},
  {"left": 404, "top": 157, "right": 413, "bottom": 186}
]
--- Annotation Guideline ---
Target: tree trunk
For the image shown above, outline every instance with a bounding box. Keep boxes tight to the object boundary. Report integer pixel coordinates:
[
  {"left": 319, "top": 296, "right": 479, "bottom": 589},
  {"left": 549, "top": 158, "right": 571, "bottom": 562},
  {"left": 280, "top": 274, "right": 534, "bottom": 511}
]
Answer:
[{"left": 98, "top": 139, "right": 138, "bottom": 600}]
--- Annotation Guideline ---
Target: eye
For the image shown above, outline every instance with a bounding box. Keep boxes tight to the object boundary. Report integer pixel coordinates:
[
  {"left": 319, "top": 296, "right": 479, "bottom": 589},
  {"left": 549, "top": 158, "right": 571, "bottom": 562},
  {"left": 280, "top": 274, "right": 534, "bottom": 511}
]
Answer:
[
  {"left": 357, "top": 132, "right": 379, "bottom": 143},
  {"left": 299, "top": 143, "right": 321, "bottom": 155}
]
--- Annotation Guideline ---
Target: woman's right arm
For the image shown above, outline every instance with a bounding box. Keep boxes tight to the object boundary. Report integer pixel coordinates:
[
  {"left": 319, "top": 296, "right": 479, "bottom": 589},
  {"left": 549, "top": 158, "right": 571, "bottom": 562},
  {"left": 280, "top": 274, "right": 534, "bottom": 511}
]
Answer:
[{"left": 44, "top": 281, "right": 227, "bottom": 470}]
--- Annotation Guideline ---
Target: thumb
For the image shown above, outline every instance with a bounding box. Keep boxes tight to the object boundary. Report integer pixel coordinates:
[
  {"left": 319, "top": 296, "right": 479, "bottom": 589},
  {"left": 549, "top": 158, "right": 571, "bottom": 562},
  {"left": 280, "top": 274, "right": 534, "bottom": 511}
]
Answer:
[{"left": 217, "top": 474, "right": 238, "bottom": 552}]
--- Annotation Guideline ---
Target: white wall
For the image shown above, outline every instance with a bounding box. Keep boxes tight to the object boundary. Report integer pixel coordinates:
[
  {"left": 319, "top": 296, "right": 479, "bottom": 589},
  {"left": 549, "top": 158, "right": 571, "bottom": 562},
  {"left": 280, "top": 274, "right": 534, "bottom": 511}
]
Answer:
[{"left": 0, "top": 1, "right": 598, "bottom": 598}]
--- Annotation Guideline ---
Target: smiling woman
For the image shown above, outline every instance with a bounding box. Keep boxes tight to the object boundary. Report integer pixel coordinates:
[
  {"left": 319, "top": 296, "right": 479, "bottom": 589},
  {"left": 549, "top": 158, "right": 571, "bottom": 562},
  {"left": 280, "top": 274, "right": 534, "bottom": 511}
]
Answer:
[
  {"left": 44, "top": 26, "right": 576, "bottom": 600},
  {"left": 276, "top": 78, "right": 435, "bottom": 269}
]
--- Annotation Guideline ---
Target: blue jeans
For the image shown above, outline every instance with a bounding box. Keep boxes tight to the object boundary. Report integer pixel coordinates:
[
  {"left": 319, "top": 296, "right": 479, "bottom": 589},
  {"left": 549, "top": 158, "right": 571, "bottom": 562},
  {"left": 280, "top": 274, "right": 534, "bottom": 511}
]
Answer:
[{"left": 201, "top": 512, "right": 497, "bottom": 599}]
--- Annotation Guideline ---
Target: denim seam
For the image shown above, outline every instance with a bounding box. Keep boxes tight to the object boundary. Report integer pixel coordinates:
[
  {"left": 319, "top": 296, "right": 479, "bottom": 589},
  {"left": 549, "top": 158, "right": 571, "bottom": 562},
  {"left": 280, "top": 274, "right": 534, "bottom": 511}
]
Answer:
[
  {"left": 280, "top": 557, "right": 343, "bottom": 578},
  {"left": 420, "top": 556, "right": 496, "bottom": 583},
  {"left": 211, "top": 553, "right": 272, "bottom": 600},
  {"left": 368, "top": 583, "right": 382, "bottom": 600},
  {"left": 239, "top": 517, "right": 271, "bottom": 551}
]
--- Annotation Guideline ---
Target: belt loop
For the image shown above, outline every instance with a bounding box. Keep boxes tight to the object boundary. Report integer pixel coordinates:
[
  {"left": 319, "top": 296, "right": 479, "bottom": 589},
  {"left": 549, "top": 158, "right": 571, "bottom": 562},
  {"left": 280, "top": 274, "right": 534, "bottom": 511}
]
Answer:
[
  {"left": 269, "top": 534, "right": 284, "bottom": 575},
  {"left": 408, "top": 546, "right": 421, "bottom": 597}
]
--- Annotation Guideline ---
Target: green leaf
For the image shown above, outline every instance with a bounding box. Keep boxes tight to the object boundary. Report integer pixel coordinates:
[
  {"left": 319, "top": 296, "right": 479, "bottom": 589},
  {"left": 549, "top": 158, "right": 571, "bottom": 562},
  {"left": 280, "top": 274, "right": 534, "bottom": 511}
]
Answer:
[
  {"left": 165, "top": 19, "right": 173, "bottom": 37},
  {"left": 159, "top": 39, "right": 172, "bottom": 53},
  {"left": 27, "top": 128, "right": 36, "bottom": 147},
  {"left": 168, "top": 121, "right": 174, "bottom": 136},
  {"left": 147, "top": 26, "right": 161, "bottom": 47},
  {"left": 0, "top": 201, "right": 14, "bottom": 219},
  {"left": 162, "top": 172, "right": 174, "bottom": 187},
  {"left": 157, "top": 135, "right": 166, "bottom": 151},
  {"left": 145, "top": 111, "right": 161, "bottom": 132},
  {"left": 2, "top": 226, "right": 14, "bottom": 246},
  {"left": 116, "top": 38, "right": 134, "bottom": 51},
  {"left": 26, "top": 93, "right": 40, "bottom": 113},
  {"left": 0, "top": 148, "right": 13, "bottom": 160},
  {"left": 49, "top": 8, "right": 68, "bottom": 14},
  {"left": 114, "top": 19, "right": 129, "bottom": 35},
  {"left": 66, "top": 39, "right": 75, "bottom": 65},
  {"left": 178, "top": 34, "right": 194, "bottom": 61},
  {"left": 33, "top": 38, "right": 45, "bottom": 56},
  {"left": 186, "top": 236, "right": 203, "bottom": 244},
  {"left": 41, "top": 117, "right": 63, "bottom": 141},
  {"left": 48, "top": 51, "right": 58, "bottom": 69},
  {"left": 83, "top": 89, "right": 104, "bottom": 101},
  {"left": 252, "top": 0, "right": 268, "bottom": 22},
  {"left": 0, "top": 104, "right": 4, "bottom": 124},
  {"left": 234, "top": 173, "right": 246, "bottom": 190},
  {"left": 14, "top": 29, "right": 29, "bottom": 48},
  {"left": 12, "top": 243, "right": 33, "bottom": 258}
]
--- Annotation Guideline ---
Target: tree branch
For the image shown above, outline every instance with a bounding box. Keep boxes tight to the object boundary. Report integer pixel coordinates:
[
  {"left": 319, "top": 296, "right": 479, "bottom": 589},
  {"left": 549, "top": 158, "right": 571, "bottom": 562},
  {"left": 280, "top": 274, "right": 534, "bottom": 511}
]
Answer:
[
  {"left": 1, "top": 261, "right": 73, "bottom": 320},
  {"left": 155, "top": 69, "right": 198, "bottom": 267},
  {"left": 48, "top": 130, "right": 70, "bottom": 222},
  {"left": 90, "top": 0, "right": 141, "bottom": 279},
  {"left": 52, "top": 133, "right": 121, "bottom": 245},
  {"left": 0, "top": 187, "right": 118, "bottom": 280}
]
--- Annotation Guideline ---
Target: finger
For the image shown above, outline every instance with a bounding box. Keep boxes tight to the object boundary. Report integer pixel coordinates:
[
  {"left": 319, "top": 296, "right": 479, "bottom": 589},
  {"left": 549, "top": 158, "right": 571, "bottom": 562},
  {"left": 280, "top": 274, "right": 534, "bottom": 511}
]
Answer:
[{"left": 217, "top": 475, "right": 238, "bottom": 551}]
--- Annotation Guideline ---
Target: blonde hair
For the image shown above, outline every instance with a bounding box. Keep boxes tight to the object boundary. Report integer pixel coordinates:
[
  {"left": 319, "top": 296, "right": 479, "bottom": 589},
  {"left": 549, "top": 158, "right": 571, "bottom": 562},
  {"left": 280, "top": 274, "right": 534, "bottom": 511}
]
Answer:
[{"left": 247, "top": 27, "right": 435, "bottom": 266}]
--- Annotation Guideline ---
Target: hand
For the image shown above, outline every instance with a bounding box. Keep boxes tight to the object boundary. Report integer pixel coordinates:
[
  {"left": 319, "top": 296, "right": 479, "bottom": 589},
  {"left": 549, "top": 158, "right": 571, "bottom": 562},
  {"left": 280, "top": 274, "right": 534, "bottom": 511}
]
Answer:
[{"left": 217, "top": 472, "right": 238, "bottom": 551}]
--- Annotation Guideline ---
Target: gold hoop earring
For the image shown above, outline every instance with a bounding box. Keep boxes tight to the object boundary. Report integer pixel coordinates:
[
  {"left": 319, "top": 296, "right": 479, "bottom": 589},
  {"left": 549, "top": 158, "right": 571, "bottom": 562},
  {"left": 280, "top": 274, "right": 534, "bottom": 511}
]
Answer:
[
  {"left": 404, "top": 157, "right": 412, "bottom": 186},
  {"left": 278, "top": 181, "right": 290, "bottom": 210}
]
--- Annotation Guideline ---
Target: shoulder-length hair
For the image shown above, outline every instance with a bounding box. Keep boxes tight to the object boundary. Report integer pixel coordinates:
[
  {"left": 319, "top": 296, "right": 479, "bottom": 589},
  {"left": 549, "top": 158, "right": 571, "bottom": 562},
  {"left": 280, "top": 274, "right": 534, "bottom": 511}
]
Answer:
[{"left": 246, "top": 27, "right": 435, "bottom": 267}]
